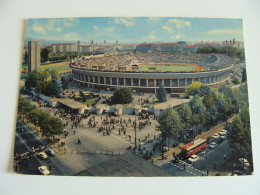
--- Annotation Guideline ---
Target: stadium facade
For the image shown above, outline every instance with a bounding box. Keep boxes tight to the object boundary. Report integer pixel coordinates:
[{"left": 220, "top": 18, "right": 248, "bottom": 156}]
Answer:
[{"left": 70, "top": 53, "right": 233, "bottom": 93}]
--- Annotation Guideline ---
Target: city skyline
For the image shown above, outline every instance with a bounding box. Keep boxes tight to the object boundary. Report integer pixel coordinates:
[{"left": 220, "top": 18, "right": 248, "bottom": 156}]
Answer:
[{"left": 25, "top": 17, "right": 244, "bottom": 44}]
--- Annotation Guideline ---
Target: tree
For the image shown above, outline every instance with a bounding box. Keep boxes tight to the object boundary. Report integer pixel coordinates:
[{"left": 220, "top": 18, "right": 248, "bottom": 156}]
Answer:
[
  {"left": 111, "top": 87, "right": 133, "bottom": 104},
  {"left": 25, "top": 70, "right": 40, "bottom": 90},
  {"left": 242, "top": 68, "right": 247, "bottom": 83},
  {"left": 61, "top": 76, "right": 69, "bottom": 90},
  {"left": 177, "top": 103, "right": 192, "bottom": 129},
  {"left": 189, "top": 95, "right": 206, "bottom": 131},
  {"left": 186, "top": 82, "right": 202, "bottom": 96},
  {"left": 27, "top": 109, "right": 40, "bottom": 127},
  {"left": 156, "top": 83, "right": 167, "bottom": 102},
  {"left": 198, "top": 85, "right": 211, "bottom": 97},
  {"left": 42, "top": 77, "right": 63, "bottom": 97},
  {"left": 158, "top": 107, "right": 183, "bottom": 148},
  {"left": 232, "top": 77, "right": 240, "bottom": 85},
  {"left": 41, "top": 48, "right": 49, "bottom": 63},
  {"left": 227, "top": 115, "right": 251, "bottom": 155},
  {"left": 203, "top": 91, "right": 217, "bottom": 128}
]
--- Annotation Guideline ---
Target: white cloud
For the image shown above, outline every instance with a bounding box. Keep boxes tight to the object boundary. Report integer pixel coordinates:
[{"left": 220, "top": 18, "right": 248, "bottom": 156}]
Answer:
[
  {"left": 163, "top": 25, "right": 173, "bottom": 34},
  {"left": 207, "top": 28, "right": 242, "bottom": 35},
  {"left": 114, "top": 18, "right": 135, "bottom": 26},
  {"left": 105, "top": 26, "right": 115, "bottom": 32},
  {"left": 64, "top": 22, "right": 73, "bottom": 27},
  {"left": 146, "top": 31, "right": 156, "bottom": 40},
  {"left": 46, "top": 19, "right": 63, "bottom": 32},
  {"left": 168, "top": 19, "right": 191, "bottom": 29},
  {"left": 93, "top": 25, "right": 99, "bottom": 30},
  {"left": 175, "top": 34, "right": 181, "bottom": 39},
  {"left": 32, "top": 25, "right": 46, "bottom": 34}
]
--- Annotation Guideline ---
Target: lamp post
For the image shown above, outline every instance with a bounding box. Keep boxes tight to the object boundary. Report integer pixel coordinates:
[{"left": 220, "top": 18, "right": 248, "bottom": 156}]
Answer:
[{"left": 134, "top": 117, "right": 137, "bottom": 153}]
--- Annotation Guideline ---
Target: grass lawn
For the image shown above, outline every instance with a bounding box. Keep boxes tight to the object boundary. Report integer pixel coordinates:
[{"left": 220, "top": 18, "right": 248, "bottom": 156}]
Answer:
[
  {"left": 40, "top": 65, "right": 70, "bottom": 72},
  {"left": 136, "top": 64, "right": 196, "bottom": 72},
  {"left": 123, "top": 104, "right": 129, "bottom": 107},
  {"left": 85, "top": 98, "right": 97, "bottom": 106}
]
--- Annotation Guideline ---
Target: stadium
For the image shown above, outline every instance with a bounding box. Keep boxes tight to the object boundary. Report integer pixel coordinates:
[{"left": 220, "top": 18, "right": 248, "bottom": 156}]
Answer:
[{"left": 70, "top": 53, "right": 234, "bottom": 93}]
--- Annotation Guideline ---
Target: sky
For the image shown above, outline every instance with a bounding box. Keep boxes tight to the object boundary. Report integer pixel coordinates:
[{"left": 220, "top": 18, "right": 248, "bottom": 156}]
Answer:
[{"left": 25, "top": 17, "right": 244, "bottom": 44}]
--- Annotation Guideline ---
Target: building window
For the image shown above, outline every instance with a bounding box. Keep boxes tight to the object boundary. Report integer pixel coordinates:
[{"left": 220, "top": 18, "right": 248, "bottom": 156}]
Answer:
[
  {"left": 187, "top": 78, "right": 192, "bottom": 86},
  {"left": 148, "top": 79, "right": 154, "bottom": 87},
  {"left": 106, "top": 77, "right": 110, "bottom": 85},
  {"left": 164, "top": 79, "right": 170, "bottom": 87},
  {"left": 172, "top": 79, "right": 178, "bottom": 87},
  {"left": 100, "top": 77, "right": 104, "bottom": 84},
  {"left": 156, "top": 79, "right": 162, "bottom": 87},
  {"left": 193, "top": 78, "right": 198, "bottom": 82},
  {"left": 140, "top": 79, "right": 147, "bottom": 87},
  {"left": 118, "top": 78, "right": 124, "bottom": 85},
  {"left": 211, "top": 76, "right": 214, "bottom": 83},
  {"left": 133, "top": 78, "right": 139, "bottom": 86},
  {"left": 95, "top": 76, "right": 99, "bottom": 83},
  {"left": 200, "top": 77, "right": 205, "bottom": 84},
  {"left": 206, "top": 77, "right": 210, "bottom": 84},
  {"left": 85, "top": 75, "right": 88, "bottom": 82},
  {"left": 90, "top": 76, "right": 93, "bottom": 83},
  {"left": 112, "top": 77, "right": 117, "bottom": 85},
  {"left": 179, "top": 79, "right": 185, "bottom": 86},
  {"left": 125, "top": 78, "right": 131, "bottom": 86}
]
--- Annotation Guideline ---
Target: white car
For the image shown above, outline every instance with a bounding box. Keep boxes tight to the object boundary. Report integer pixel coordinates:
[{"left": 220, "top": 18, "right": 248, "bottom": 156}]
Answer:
[
  {"left": 238, "top": 158, "right": 250, "bottom": 167},
  {"left": 38, "top": 166, "right": 50, "bottom": 175},
  {"left": 187, "top": 155, "right": 199, "bottom": 164},
  {"left": 208, "top": 142, "right": 218, "bottom": 149},
  {"left": 212, "top": 133, "right": 220, "bottom": 139},
  {"left": 37, "top": 152, "right": 48, "bottom": 159},
  {"left": 219, "top": 129, "right": 227, "bottom": 136}
]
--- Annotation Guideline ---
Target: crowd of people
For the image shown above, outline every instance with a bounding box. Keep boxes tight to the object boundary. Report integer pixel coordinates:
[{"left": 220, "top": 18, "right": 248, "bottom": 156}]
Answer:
[{"left": 70, "top": 53, "right": 232, "bottom": 72}]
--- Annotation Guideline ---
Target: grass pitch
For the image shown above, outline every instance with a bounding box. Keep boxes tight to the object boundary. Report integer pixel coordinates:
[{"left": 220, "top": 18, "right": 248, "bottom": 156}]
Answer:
[{"left": 132, "top": 63, "right": 198, "bottom": 72}]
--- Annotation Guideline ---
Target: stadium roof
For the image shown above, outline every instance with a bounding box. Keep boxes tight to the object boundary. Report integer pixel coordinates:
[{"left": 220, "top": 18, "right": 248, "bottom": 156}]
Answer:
[
  {"left": 73, "top": 152, "right": 172, "bottom": 177},
  {"left": 137, "top": 43, "right": 153, "bottom": 47},
  {"left": 160, "top": 43, "right": 178, "bottom": 46}
]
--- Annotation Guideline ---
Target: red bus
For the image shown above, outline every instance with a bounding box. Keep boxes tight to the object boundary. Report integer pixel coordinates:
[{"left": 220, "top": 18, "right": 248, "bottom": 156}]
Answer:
[{"left": 181, "top": 138, "right": 207, "bottom": 158}]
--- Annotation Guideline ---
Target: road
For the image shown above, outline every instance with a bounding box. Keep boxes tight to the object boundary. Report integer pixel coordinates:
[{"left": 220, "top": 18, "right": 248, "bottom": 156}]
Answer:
[
  {"left": 14, "top": 117, "right": 112, "bottom": 176},
  {"left": 153, "top": 140, "right": 233, "bottom": 176}
]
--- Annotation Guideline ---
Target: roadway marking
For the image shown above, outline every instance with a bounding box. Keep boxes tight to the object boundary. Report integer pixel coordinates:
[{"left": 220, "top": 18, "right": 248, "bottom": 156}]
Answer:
[{"left": 163, "top": 159, "right": 197, "bottom": 176}]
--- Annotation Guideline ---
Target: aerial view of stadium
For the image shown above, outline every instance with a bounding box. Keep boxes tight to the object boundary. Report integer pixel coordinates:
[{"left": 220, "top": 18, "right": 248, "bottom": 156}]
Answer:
[
  {"left": 12, "top": 17, "right": 253, "bottom": 180},
  {"left": 71, "top": 53, "right": 233, "bottom": 93}
]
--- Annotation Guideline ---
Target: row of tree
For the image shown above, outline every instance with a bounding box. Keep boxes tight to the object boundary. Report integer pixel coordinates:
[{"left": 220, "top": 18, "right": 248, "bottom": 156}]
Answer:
[
  {"left": 158, "top": 82, "right": 250, "bottom": 149},
  {"left": 25, "top": 69, "right": 69, "bottom": 97},
  {"left": 18, "top": 96, "right": 64, "bottom": 137},
  {"left": 197, "top": 46, "right": 245, "bottom": 61}
]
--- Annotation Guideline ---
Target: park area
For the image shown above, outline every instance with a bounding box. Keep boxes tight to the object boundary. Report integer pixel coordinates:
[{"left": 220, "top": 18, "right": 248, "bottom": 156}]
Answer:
[
  {"left": 21, "top": 61, "right": 71, "bottom": 73},
  {"left": 129, "top": 63, "right": 202, "bottom": 72},
  {"left": 40, "top": 61, "right": 70, "bottom": 72}
]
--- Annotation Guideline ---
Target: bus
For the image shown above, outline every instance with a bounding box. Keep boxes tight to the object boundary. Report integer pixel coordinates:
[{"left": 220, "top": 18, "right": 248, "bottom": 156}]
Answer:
[{"left": 181, "top": 138, "right": 207, "bottom": 158}]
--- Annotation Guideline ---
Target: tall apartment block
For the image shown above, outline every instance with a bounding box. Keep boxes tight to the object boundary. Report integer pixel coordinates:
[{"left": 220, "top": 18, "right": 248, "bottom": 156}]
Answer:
[{"left": 28, "top": 41, "right": 41, "bottom": 72}]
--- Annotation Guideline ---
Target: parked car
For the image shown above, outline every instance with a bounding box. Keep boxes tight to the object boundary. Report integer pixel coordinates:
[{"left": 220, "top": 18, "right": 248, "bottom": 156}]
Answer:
[
  {"left": 207, "top": 137, "right": 215, "bottom": 144},
  {"left": 212, "top": 133, "right": 220, "bottom": 139},
  {"left": 208, "top": 142, "right": 218, "bottom": 149},
  {"left": 219, "top": 135, "right": 226, "bottom": 141},
  {"left": 45, "top": 148, "right": 55, "bottom": 156},
  {"left": 238, "top": 158, "right": 250, "bottom": 167},
  {"left": 187, "top": 155, "right": 199, "bottom": 164},
  {"left": 219, "top": 129, "right": 227, "bottom": 136},
  {"left": 38, "top": 166, "right": 50, "bottom": 175},
  {"left": 37, "top": 152, "right": 48, "bottom": 159}
]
